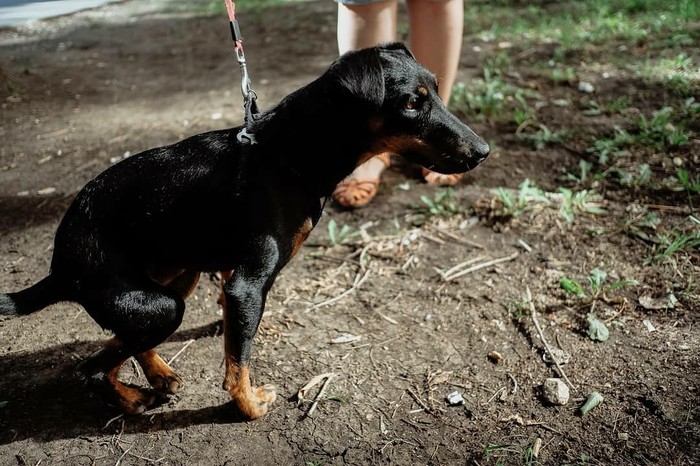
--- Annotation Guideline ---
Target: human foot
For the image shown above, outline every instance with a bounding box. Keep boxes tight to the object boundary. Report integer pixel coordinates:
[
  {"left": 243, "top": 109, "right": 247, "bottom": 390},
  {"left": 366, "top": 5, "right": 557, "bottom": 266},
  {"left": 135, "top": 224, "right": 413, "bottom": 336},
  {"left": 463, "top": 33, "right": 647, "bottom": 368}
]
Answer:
[{"left": 333, "top": 153, "right": 391, "bottom": 208}]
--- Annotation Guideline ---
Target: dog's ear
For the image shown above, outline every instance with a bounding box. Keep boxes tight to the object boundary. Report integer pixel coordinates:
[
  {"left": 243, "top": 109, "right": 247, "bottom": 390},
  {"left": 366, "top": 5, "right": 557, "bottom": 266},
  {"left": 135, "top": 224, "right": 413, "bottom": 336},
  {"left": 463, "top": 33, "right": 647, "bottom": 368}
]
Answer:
[
  {"left": 378, "top": 41, "right": 416, "bottom": 60},
  {"left": 328, "top": 47, "right": 385, "bottom": 110}
]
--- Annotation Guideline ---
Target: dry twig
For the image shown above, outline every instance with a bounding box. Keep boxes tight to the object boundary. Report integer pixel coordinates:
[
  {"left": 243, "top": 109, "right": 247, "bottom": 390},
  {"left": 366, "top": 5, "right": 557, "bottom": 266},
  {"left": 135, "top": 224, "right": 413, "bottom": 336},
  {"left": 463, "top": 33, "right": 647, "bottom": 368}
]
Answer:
[
  {"left": 167, "top": 339, "right": 195, "bottom": 365},
  {"left": 304, "top": 267, "right": 371, "bottom": 312},
  {"left": 526, "top": 287, "right": 576, "bottom": 390},
  {"left": 443, "top": 252, "right": 519, "bottom": 281}
]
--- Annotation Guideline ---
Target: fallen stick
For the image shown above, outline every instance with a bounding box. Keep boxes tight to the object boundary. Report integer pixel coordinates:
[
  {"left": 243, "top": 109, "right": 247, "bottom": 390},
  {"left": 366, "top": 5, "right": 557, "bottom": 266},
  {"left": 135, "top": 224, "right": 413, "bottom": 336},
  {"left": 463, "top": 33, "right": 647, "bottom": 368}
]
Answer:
[
  {"left": 430, "top": 226, "right": 485, "bottom": 249},
  {"left": 406, "top": 388, "right": 431, "bottom": 413},
  {"left": 304, "top": 267, "right": 371, "bottom": 312},
  {"left": 306, "top": 373, "right": 336, "bottom": 418},
  {"left": 167, "top": 339, "right": 195, "bottom": 365},
  {"left": 526, "top": 287, "right": 576, "bottom": 391},
  {"left": 444, "top": 252, "right": 519, "bottom": 281}
]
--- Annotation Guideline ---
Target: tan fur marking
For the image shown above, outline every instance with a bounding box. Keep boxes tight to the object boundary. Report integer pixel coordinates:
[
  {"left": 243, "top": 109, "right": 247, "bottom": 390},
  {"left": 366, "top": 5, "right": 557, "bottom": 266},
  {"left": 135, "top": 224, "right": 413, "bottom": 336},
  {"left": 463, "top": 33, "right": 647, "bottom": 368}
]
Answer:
[
  {"left": 373, "top": 135, "right": 430, "bottom": 154},
  {"left": 290, "top": 217, "right": 314, "bottom": 258},
  {"left": 223, "top": 361, "right": 277, "bottom": 420},
  {"left": 418, "top": 86, "right": 429, "bottom": 96},
  {"left": 136, "top": 349, "right": 181, "bottom": 394},
  {"left": 106, "top": 356, "right": 155, "bottom": 414}
]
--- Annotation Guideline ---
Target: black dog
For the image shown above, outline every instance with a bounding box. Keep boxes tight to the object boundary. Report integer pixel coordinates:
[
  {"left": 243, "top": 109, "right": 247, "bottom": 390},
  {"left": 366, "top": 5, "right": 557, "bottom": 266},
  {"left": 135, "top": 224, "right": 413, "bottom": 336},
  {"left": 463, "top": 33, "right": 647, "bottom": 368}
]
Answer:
[{"left": 0, "top": 43, "right": 488, "bottom": 420}]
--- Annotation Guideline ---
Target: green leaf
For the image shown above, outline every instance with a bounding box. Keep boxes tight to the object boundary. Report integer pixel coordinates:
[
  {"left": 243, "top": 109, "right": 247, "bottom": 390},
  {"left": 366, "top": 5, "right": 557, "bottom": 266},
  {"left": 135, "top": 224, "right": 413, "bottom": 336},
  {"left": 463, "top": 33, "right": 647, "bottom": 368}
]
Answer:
[
  {"left": 0, "top": 401, "right": 8, "bottom": 409},
  {"left": 560, "top": 277, "right": 586, "bottom": 297},
  {"left": 587, "top": 314, "right": 609, "bottom": 342},
  {"left": 606, "top": 279, "right": 638, "bottom": 292},
  {"left": 588, "top": 268, "right": 607, "bottom": 293}
]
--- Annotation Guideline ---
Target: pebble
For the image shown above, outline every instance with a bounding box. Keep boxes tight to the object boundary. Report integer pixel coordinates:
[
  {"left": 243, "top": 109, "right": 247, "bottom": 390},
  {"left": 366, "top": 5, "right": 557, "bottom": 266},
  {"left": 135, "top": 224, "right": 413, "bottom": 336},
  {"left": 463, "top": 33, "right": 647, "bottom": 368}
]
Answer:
[
  {"left": 542, "top": 378, "right": 570, "bottom": 405},
  {"left": 446, "top": 391, "right": 464, "bottom": 406},
  {"left": 487, "top": 351, "right": 504, "bottom": 363},
  {"left": 578, "top": 81, "right": 595, "bottom": 93}
]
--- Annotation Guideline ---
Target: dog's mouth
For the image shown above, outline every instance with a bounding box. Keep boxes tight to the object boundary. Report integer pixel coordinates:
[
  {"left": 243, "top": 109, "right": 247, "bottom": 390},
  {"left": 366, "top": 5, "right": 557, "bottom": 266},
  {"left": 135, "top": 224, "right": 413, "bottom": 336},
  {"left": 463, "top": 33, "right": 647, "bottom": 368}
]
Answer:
[{"left": 411, "top": 138, "right": 490, "bottom": 175}]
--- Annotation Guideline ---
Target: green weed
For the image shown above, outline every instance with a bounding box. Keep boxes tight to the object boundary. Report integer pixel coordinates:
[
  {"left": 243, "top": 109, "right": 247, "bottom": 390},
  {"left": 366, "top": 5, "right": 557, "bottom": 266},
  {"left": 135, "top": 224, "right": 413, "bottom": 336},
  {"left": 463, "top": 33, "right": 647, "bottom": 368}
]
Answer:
[
  {"left": 636, "top": 53, "right": 699, "bottom": 97},
  {"left": 635, "top": 107, "right": 691, "bottom": 149},
  {"left": 451, "top": 69, "right": 539, "bottom": 124},
  {"left": 560, "top": 268, "right": 637, "bottom": 298},
  {"left": 587, "top": 127, "right": 633, "bottom": 164},
  {"left": 327, "top": 219, "right": 362, "bottom": 246},
  {"left": 550, "top": 66, "right": 577, "bottom": 84},
  {"left": 565, "top": 160, "right": 594, "bottom": 185},
  {"left": 409, "top": 188, "right": 463, "bottom": 225},
  {"left": 492, "top": 179, "right": 550, "bottom": 218},
  {"left": 648, "top": 217, "right": 700, "bottom": 264},
  {"left": 517, "top": 124, "right": 569, "bottom": 150},
  {"left": 557, "top": 188, "right": 606, "bottom": 223}
]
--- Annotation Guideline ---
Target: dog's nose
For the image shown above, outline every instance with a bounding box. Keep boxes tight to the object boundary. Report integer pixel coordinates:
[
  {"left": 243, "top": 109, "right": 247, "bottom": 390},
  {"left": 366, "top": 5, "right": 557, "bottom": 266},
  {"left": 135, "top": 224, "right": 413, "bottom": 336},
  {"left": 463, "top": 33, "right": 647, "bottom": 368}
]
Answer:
[{"left": 473, "top": 139, "right": 490, "bottom": 161}]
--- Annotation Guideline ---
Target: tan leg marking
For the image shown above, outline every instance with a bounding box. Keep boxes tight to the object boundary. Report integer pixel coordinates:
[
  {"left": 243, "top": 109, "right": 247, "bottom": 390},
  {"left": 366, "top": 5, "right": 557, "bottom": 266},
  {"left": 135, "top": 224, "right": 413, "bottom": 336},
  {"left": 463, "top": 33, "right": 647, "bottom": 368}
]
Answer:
[
  {"left": 222, "top": 362, "right": 277, "bottom": 420},
  {"left": 136, "top": 349, "right": 182, "bottom": 395},
  {"left": 290, "top": 217, "right": 314, "bottom": 258},
  {"left": 105, "top": 360, "right": 157, "bottom": 415}
]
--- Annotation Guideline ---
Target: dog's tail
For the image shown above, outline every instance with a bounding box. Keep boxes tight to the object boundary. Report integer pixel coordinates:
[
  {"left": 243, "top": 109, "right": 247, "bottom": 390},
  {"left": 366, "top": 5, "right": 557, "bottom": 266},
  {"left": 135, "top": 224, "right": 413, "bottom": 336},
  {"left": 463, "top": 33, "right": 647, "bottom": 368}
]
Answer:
[{"left": 0, "top": 275, "right": 64, "bottom": 317}]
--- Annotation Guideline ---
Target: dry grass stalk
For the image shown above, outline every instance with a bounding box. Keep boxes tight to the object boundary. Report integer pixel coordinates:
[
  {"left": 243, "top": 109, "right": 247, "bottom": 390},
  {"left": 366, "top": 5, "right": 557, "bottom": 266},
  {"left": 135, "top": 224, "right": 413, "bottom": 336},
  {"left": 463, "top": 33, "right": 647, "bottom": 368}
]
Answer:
[{"left": 526, "top": 287, "right": 576, "bottom": 390}]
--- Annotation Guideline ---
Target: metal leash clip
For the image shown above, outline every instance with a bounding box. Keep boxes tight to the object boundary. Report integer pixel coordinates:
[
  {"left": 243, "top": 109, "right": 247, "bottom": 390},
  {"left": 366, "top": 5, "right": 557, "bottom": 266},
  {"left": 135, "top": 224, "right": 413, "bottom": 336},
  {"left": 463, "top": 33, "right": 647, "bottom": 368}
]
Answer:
[{"left": 225, "top": 0, "right": 258, "bottom": 144}]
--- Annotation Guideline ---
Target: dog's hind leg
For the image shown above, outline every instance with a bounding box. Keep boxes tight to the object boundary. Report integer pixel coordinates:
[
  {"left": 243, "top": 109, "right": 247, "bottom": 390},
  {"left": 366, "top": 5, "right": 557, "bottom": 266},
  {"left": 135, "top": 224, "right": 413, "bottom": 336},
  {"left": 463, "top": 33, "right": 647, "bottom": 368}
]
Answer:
[
  {"left": 78, "top": 282, "right": 185, "bottom": 414},
  {"left": 119, "top": 269, "right": 197, "bottom": 396}
]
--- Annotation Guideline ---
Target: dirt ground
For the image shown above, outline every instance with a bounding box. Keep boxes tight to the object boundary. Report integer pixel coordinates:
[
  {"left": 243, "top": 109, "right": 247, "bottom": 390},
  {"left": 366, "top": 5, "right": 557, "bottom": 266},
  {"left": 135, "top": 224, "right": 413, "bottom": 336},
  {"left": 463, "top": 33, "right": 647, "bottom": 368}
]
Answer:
[{"left": 0, "top": 1, "right": 698, "bottom": 465}]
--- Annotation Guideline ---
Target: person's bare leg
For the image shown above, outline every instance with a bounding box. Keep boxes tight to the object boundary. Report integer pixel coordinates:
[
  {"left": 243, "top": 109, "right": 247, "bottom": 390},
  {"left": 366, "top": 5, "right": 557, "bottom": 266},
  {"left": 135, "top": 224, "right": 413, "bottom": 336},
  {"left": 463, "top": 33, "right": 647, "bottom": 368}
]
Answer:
[
  {"left": 407, "top": 0, "right": 466, "bottom": 186},
  {"left": 338, "top": 1, "right": 397, "bottom": 53},
  {"left": 334, "top": 1, "right": 397, "bottom": 208}
]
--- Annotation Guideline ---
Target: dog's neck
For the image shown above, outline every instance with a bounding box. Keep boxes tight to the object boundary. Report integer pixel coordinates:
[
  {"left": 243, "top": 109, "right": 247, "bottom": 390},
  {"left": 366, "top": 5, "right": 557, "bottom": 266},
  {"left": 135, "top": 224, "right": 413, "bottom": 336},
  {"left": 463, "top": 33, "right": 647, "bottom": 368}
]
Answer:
[{"left": 247, "top": 77, "right": 379, "bottom": 198}]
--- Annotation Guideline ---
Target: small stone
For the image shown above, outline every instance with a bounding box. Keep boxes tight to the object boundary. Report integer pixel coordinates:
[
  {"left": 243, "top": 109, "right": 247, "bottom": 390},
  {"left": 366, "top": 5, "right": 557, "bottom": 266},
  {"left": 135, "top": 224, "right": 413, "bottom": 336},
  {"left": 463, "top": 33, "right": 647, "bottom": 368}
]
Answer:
[
  {"left": 542, "top": 378, "right": 570, "bottom": 405},
  {"left": 673, "top": 157, "right": 683, "bottom": 167},
  {"left": 578, "top": 81, "right": 595, "bottom": 93},
  {"left": 446, "top": 391, "right": 464, "bottom": 406},
  {"left": 487, "top": 351, "right": 504, "bottom": 363}
]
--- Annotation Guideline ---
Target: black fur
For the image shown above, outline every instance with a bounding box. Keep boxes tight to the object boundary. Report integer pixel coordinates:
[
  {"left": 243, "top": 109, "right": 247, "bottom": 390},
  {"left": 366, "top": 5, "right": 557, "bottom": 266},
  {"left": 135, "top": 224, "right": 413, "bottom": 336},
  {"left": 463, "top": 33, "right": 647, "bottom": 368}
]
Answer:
[{"left": 0, "top": 43, "right": 489, "bottom": 417}]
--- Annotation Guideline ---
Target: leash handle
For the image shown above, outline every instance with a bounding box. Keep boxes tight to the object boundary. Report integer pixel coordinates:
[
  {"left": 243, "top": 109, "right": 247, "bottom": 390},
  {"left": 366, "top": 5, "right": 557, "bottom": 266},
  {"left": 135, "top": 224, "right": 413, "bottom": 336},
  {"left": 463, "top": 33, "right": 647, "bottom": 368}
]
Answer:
[{"left": 225, "top": 0, "right": 250, "bottom": 98}]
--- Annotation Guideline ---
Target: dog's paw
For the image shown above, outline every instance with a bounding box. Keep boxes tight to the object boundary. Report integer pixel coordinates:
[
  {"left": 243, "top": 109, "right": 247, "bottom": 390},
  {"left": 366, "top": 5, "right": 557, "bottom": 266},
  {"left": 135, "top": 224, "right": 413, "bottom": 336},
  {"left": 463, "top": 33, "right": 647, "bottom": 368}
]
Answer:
[
  {"left": 149, "top": 372, "right": 182, "bottom": 395},
  {"left": 230, "top": 384, "right": 277, "bottom": 420},
  {"left": 119, "top": 388, "right": 158, "bottom": 415}
]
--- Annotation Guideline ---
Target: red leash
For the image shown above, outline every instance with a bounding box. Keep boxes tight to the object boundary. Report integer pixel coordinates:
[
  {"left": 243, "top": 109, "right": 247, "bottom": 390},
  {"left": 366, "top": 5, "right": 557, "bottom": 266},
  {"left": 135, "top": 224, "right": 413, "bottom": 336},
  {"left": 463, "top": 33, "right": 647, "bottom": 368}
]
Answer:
[{"left": 224, "top": 0, "right": 258, "bottom": 143}]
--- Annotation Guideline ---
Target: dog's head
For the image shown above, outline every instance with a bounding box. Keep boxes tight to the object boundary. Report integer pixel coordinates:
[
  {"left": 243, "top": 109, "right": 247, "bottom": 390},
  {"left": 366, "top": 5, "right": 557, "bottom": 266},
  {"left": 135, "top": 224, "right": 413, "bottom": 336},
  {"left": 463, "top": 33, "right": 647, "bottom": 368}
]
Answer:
[{"left": 329, "top": 42, "right": 489, "bottom": 174}]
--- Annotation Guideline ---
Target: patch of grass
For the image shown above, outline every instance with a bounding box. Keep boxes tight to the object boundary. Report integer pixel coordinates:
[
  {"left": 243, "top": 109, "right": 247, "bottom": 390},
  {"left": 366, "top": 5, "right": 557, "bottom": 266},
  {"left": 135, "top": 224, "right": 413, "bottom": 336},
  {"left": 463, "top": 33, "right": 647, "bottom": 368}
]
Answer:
[
  {"left": 635, "top": 106, "right": 692, "bottom": 149},
  {"left": 583, "top": 96, "right": 632, "bottom": 116},
  {"left": 550, "top": 66, "right": 577, "bottom": 84},
  {"left": 587, "top": 105, "right": 692, "bottom": 171},
  {"left": 517, "top": 124, "right": 570, "bottom": 150},
  {"left": 469, "top": 0, "right": 698, "bottom": 52},
  {"left": 647, "top": 216, "right": 700, "bottom": 264},
  {"left": 561, "top": 268, "right": 637, "bottom": 298},
  {"left": 409, "top": 188, "right": 463, "bottom": 225},
  {"left": 587, "top": 127, "right": 633, "bottom": 164},
  {"left": 635, "top": 53, "right": 700, "bottom": 97},
  {"left": 557, "top": 188, "right": 606, "bottom": 223},
  {"left": 492, "top": 178, "right": 550, "bottom": 218},
  {"left": 486, "top": 179, "right": 605, "bottom": 224},
  {"left": 326, "top": 219, "right": 362, "bottom": 246},
  {"left": 450, "top": 68, "right": 539, "bottom": 124}
]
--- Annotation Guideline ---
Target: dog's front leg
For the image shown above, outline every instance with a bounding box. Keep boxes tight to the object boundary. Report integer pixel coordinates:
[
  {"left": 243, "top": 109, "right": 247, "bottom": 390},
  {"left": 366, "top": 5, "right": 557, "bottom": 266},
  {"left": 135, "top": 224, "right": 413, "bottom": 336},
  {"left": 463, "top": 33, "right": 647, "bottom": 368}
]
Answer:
[{"left": 220, "top": 237, "right": 280, "bottom": 420}]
